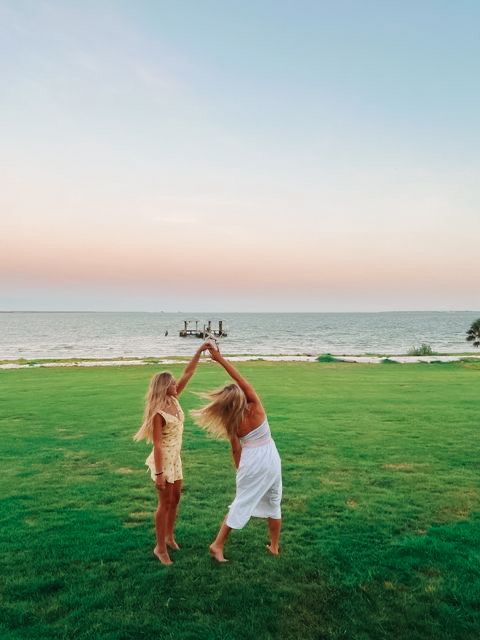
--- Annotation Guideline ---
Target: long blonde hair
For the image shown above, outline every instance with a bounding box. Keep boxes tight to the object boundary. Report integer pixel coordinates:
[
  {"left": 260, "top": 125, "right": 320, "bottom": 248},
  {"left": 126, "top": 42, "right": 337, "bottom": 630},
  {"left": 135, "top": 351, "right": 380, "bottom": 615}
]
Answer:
[
  {"left": 133, "top": 371, "right": 175, "bottom": 443},
  {"left": 190, "top": 383, "right": 247, "bottom": 440}
]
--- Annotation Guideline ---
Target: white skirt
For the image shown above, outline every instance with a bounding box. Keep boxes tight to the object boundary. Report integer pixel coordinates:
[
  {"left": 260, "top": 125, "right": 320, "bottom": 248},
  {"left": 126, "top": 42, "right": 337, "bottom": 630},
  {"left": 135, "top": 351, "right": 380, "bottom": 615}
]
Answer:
[{"left": 226, "top": 440, "right": 282, "bottom": 529}]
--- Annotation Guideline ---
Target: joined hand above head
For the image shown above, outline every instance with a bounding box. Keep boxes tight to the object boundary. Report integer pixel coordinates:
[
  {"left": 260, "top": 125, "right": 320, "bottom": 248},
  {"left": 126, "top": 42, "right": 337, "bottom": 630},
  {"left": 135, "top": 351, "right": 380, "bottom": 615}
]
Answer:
[{"left": 207, "top": 344, "right": 221, "bottom": 360}]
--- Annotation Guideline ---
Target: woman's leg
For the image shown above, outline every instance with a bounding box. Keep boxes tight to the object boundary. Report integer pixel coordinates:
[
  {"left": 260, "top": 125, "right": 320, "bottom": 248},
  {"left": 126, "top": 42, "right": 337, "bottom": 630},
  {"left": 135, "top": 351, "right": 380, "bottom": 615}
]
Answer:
[
  {"left": 166, "top": 479, "right": 182, "bottom": 550},
  {"left": 209, "top": 516, "right": 232, "bottom": 562},
  {"left": 267, "top": 518, "right": 281, "bottom": 555},
  {"left": 154, "top": 484, "right": 173, "bottom": 565}
]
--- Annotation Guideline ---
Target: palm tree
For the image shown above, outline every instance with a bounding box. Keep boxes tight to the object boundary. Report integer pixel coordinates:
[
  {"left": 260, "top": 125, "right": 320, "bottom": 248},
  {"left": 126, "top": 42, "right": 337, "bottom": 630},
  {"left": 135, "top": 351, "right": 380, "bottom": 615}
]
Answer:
[{"left": 466, "top": 318, "right": 480, "bottom": 348}]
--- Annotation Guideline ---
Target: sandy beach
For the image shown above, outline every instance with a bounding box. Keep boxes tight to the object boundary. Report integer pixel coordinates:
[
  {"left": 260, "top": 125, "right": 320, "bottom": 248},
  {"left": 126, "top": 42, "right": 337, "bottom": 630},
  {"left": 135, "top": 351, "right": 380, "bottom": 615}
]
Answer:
[{"left": 2, "top": 353, "right": 480, "bottom": 369}]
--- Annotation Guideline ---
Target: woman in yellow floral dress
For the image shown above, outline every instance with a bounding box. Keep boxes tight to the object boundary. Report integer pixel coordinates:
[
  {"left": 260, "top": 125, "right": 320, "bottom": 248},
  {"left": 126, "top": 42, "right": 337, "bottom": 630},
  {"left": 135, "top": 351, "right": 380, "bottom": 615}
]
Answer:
[{"left": 134, "top": 343, "right": 208, "bottom": 565}]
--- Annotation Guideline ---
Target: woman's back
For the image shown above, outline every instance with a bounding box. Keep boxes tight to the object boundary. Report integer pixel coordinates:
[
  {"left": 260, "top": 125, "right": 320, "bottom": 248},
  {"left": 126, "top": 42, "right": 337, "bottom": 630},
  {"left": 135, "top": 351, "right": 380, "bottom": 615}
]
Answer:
[
  {"left": 237, "top": 402, "right": 266, "bottom": 438},
  {"left": 239, "top": 418, "right": 271, "bottom": 448}
]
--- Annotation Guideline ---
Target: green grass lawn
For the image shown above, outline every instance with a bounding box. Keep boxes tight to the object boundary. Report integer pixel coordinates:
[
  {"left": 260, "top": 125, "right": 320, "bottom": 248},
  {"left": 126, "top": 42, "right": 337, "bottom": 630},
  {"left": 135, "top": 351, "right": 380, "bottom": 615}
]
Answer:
[{"left": 1, "top": 361, "right": 479, "bottom": 640}]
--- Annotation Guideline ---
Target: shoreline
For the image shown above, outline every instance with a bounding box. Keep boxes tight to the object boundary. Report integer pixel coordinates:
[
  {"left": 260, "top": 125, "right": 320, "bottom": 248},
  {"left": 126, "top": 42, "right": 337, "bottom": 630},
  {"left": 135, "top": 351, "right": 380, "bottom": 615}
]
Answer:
[{"left": 1, "top": 353, "right": 480, "bottom": 369}]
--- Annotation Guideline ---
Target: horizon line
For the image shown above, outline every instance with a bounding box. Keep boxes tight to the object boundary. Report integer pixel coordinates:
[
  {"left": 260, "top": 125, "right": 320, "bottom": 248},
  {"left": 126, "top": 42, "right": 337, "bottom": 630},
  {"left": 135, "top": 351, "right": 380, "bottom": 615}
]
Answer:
[{"left": 1, "top": 309, "right": 479, "bottom": 315}]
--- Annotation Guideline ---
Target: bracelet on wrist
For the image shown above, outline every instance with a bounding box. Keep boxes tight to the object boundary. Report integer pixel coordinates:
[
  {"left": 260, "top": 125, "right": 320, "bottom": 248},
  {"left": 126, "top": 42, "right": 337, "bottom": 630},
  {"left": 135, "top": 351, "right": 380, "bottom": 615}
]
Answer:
[{"left": 155, "top": 471, "right": 163, "bottom": 476}]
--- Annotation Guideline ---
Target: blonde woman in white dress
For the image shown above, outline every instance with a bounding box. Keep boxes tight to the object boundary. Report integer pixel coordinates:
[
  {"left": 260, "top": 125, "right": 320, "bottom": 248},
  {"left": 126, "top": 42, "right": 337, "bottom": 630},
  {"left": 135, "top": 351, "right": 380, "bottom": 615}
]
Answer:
[
  {"left": 191, "top": 345, "right": 282, "bottom": 562},
  {"left": 134, "top": 343, "right": 208, "bottom": 565}
]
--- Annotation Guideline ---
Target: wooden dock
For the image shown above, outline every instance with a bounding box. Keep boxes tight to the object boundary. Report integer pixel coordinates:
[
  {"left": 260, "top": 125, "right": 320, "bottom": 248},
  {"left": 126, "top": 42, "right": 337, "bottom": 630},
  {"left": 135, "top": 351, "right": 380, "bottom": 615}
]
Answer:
[{"left": 179, "top": 319, "right": 227, "bottom": 338}]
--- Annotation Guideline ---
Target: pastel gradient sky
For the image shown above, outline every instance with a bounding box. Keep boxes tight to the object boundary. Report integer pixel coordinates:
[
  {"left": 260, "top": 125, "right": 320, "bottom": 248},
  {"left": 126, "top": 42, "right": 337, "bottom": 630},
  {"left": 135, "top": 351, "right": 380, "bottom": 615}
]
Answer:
[{"left": 1, "top": 1, "right": 479, "bottom": 311}]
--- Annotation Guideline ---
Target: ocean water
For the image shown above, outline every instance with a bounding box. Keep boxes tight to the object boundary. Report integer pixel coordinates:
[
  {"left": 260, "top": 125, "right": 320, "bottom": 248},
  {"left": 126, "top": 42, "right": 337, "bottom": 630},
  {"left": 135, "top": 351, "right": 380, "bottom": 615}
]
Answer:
[{"left": 1, "top": 311, "right": 479, "bottom": 360}]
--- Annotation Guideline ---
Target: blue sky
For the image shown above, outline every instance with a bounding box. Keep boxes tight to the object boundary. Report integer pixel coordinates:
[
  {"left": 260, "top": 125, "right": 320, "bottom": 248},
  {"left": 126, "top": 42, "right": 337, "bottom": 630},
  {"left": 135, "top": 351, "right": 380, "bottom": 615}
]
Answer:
[{"left": 1, "top": 1, "right": 479, "bottom": 311}]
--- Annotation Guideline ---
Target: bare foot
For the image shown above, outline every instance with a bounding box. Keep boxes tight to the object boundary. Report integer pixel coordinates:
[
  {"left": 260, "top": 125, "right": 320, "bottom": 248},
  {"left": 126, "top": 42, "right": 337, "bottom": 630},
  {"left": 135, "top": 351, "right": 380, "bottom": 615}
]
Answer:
[
  {"left": 209, "top": 543, "right": 228, "bottom": 563},
  {"left": 166, "top": 538, "right": 180, "bottom": 551},
  {"left": 154, "top": 546, "right": 173, "bottom": 565},
  {"left": 266, "top": 543, "right": 280, "bottom": 556}
]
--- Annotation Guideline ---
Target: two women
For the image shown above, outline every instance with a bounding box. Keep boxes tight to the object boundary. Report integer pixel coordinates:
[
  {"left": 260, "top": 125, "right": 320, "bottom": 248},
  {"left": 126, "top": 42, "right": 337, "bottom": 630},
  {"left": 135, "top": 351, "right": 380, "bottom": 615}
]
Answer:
[{"left": 135, "top": 343, "right": 282, "bottom": 564}]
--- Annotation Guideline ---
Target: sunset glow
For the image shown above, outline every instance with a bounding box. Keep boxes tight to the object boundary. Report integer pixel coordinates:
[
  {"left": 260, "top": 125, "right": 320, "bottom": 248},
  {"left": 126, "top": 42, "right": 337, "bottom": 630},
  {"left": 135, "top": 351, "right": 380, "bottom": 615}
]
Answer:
[{"left": 1, "top": 1, "right": 479, "bottom": 311}]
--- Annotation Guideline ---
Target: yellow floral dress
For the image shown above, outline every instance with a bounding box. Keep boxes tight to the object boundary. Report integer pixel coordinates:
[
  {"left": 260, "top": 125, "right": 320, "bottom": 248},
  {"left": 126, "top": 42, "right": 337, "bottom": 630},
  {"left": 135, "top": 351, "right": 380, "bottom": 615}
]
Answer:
[{"left": 145, "top": 398, "right": 185, "bottom": 484}]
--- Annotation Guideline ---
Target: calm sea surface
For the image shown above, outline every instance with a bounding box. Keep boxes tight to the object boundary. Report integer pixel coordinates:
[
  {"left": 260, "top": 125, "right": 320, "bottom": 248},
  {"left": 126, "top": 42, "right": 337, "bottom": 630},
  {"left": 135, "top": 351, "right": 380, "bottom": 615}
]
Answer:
[{"left": 0, "top": 311, "right": 479, "bottom": 360}]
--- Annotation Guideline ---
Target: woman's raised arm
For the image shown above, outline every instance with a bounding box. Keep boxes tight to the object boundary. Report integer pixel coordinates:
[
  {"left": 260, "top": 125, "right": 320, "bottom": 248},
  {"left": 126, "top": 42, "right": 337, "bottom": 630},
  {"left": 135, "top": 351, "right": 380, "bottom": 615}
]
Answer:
[
  {"left": 208, "top": 348, "right": 262, "bottom": 406},
  {"left": 176, "top": 342, "right": 209, "bottom": 395}
]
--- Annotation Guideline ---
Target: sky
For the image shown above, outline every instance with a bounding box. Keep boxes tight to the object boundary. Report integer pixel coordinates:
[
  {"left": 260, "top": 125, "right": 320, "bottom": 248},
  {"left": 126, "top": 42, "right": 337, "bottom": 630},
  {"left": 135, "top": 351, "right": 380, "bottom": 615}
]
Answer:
[{"left": 1, "top": 0, "right": 479, "bottom": 312}]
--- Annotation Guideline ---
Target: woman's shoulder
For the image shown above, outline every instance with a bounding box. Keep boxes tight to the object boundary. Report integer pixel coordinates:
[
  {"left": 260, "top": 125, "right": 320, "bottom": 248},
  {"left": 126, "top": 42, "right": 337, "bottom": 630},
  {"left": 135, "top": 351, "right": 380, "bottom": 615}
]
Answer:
[
  {"left": 247, "top": 401, "right": 266, "bottom": 422},
  {"left": 154, "top": 398, "right": 183, "bottom": 421},
  {"left": 154, "top": 407, "right": 170, "bottom": 421}
]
